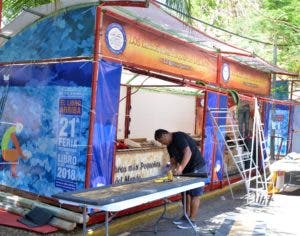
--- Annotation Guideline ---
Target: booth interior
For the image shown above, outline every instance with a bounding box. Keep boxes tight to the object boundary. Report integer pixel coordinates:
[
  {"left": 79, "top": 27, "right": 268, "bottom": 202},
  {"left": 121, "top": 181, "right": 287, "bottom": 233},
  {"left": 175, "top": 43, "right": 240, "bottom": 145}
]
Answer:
[
  {"left": 114, "top": 66, "right": 244, "bottom": 188},
  {"left": 116, "top": 68, "right": 298, "bottom": 187}
]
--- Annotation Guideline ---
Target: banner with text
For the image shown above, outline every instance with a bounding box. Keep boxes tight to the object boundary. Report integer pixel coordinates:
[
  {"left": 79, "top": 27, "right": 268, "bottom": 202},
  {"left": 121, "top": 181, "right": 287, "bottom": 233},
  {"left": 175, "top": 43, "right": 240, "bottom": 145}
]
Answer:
[
  {"left": 0, "top": 62, "right": 92, "bottom": 196},
  {"left": 220, "top": 60, "right": 270, "bottom": 96},
  {"left": 114, "top": 149, "right": 169, "bottom": 184},
  {"left": 101, "top": 15, "right": 218, "bottom": 84},
  {"left": 264, "top": 103, "right": 290, "bottom": 156}
]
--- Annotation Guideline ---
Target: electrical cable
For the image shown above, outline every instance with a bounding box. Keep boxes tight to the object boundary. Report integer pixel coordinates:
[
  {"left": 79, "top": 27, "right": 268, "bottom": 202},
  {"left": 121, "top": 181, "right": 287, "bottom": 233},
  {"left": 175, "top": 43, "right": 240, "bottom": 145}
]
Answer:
[{"left": 156, "top": 1, "right": 300, "bottom": 47}]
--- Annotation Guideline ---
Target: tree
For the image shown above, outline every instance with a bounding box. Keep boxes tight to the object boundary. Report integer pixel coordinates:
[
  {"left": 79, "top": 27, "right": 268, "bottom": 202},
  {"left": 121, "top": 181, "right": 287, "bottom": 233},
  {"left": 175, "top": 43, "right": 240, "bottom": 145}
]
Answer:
[
  {"left": 2, "top": 0, "right": 54, "bottom": 25},
  {"left": 164, "top": 0, "right": 299, "bottom": 73}
]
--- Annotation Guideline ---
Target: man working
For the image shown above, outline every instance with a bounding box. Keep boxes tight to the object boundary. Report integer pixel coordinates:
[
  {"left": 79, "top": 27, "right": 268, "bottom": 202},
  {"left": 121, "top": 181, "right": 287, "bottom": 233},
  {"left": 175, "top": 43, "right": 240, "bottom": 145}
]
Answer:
[
  {"left": 154, "top": 129, "right": 207, "bottom": 229},
  {"left": 237, "top": 100, "right": 250, "bottom": 138}
]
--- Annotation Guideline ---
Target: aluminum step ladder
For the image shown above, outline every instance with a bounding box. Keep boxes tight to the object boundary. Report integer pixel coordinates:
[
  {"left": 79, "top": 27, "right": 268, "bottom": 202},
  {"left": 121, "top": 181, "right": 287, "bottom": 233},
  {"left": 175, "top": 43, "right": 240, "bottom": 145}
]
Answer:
[
  {"left": 250, "top": 98, "right": 273, "bottom": 204},
  {"left": 208, "top": 104, "right": 270, "bottom": 205}
]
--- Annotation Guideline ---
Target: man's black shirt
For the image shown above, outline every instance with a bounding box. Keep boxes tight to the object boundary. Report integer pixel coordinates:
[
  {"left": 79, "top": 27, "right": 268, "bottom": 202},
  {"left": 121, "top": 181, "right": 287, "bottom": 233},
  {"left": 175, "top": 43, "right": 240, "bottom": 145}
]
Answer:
[{"left": 167, "top": 132, "right": 205, "bottom": 174}]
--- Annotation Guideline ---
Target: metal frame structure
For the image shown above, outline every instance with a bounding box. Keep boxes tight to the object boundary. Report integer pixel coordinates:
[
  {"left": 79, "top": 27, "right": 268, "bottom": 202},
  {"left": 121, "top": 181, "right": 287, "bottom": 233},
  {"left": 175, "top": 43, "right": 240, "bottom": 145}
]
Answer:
[{"left": 0, "top": 0, "right": 298, "bottom": 226}]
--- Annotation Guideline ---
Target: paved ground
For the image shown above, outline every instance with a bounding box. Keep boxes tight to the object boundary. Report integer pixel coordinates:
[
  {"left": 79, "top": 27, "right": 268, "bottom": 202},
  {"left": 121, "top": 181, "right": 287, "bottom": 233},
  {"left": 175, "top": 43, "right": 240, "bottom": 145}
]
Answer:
[
  {"left": 126, "top": 186, "right": 300, "bottom": 236},
  {"left": 0, "top": 185, "right": 299, "bottom": 236}
]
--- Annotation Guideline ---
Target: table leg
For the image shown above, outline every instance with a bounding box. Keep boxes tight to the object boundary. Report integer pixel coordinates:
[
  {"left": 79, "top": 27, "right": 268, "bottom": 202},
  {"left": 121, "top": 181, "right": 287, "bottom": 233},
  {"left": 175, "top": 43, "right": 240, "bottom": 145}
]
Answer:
[
  {"left": 154, "top": 198, "right": 169, "bottom": 233},
  {"left": 82, "top": 205, "right": 87, "bottom": 236},
  {"left": 183, "top": 192, "right": 198, "bottom": 234},
  {"left": 105, "top": 211, "right": 109, "bottom": 236}
]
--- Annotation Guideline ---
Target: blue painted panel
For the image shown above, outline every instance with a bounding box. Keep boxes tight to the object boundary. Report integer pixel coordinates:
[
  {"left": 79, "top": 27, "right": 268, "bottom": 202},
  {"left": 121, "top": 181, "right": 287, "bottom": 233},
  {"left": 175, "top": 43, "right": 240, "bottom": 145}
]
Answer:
[
  {"left": 0, "top": 6, "right": 95, "bottom": 62},
  {"left": 265, "top": 103, "right": 290, "bottom": 155},
  {"left": 203, "top": 92, "right": 227, "bottom": 183},
  {"left": 0, "top": 61, "right": 92, "bottom": 196}
]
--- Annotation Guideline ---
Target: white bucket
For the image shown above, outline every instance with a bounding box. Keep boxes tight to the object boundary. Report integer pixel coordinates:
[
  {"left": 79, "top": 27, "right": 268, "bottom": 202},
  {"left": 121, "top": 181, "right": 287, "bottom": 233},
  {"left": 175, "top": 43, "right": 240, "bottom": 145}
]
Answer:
[{"left": 276, "top": 171, "right": 285, "bottom": 190}]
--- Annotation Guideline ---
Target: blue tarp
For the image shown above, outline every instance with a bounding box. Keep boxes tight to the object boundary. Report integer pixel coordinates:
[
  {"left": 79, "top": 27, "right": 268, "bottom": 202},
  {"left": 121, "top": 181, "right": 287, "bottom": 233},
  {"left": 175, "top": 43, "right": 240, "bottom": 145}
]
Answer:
[
  {"left": 203, "top": 91, "right": 227, "bottom": 183},
  {"left": 90, "top": 60, "right": 122, "bottom": 187},
  {"left": 264, "top": 103, "right": 290, "bottom": 155}
]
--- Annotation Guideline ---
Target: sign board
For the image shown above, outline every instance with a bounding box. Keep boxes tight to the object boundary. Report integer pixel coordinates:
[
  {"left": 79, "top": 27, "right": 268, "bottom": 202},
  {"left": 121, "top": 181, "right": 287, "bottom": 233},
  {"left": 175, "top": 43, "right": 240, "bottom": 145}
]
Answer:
[
  {"left": 114, "top": 148, "right": 169, "bottom": 183},
  {"left": 101, "top": 15, "right": 218, "bottom": 84},
  {"left": 220, "top": 60, "right": 271, "bottom": 96}
]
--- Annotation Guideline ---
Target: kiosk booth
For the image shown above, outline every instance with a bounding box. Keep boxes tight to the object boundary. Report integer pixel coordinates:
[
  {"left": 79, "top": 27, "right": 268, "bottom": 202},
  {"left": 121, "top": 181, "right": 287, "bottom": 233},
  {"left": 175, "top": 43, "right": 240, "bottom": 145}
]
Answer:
[{"left": 0, "top": 0, "right": 298, "bottom": 218}]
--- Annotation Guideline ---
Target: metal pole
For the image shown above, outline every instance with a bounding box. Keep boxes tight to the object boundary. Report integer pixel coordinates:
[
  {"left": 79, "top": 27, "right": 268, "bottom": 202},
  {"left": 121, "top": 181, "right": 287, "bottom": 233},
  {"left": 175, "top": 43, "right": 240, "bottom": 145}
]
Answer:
[
  {"left": 105, "top": 211, "right": 109, "bottom": 236},
  {"left": 82, "top": 205, "right": 87, "bottom": 236},
  {"left": 270, "top": 41, "right": 277, "bottom": 160},
  {"left": 124, "top": 86, "right": 131, "bottom": 138},
  {"left": 85, "top": 5, "right": 104, "bottom": 188},
  {"left": 0, "top": 0, "right": 2, "bottom": 31}
]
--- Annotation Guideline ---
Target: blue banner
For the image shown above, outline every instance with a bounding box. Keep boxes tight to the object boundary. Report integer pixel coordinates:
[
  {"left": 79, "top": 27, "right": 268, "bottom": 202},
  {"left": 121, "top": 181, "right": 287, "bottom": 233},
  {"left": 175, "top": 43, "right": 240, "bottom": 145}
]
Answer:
[
  {"left": 265, "top": 103, "right": 290, "bottom": 156},
  {"left": 0, "top": 62, "right": 92, "bottom": 196},
  {"left": 203, "top": 91, "right": 227, "bottom": 183},
  {"left": 90, "top": 60, "right": 122, "bottom": 187}
]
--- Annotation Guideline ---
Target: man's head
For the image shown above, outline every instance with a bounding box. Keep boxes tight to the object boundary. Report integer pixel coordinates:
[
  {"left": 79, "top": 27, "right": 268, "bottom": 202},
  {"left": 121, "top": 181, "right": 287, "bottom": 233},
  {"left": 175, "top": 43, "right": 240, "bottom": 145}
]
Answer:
[{"left": 154, "top": 129, "right": 172, "bottom": 145}]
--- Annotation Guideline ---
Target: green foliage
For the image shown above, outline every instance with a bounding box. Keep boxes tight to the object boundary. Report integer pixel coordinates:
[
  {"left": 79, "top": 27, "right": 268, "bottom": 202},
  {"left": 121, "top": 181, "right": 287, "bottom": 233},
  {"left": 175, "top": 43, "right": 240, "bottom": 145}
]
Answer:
[
  {"left": 185, "top": 0, "right": 300, "bottom": 74},
  {"left": 2, "top": 0, "right": 54, "bottom": 24},
  {"left": 2, "top": 0, "right": 299, "bottom": 74},
  {"left": 164, "top": 0, "right": 193, "bottom": 23}
]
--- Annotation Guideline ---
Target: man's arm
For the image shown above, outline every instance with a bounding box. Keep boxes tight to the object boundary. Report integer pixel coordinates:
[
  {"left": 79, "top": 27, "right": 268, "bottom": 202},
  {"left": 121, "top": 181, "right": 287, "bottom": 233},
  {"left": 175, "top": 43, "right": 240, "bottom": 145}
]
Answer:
[
  {"left": 174, "top": 146, "right": 192, "bottom": 175},
  {"left": 169, "top": 157, "right": 179, "bottom": 172}
]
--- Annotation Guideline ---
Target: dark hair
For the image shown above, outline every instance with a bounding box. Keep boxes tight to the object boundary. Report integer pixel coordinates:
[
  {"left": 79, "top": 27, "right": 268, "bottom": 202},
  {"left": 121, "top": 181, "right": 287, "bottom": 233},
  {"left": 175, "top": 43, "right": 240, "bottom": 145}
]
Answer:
[{"left": 154, "top": 129, "right": 168, "bottom": 140}]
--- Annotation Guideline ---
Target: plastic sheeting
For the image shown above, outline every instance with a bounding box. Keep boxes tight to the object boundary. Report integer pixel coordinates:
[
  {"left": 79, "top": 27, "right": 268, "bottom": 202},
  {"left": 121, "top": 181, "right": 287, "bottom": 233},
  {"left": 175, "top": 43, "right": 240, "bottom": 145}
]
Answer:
[
  {"left": 274, "top": 81, "right": 289, "bottom": 100},
  {"left": 203, "top": 91, "right": 227, "bottom": 183},
  {"left": 90, "top": 60, "right": 122, "bottom": 187}
]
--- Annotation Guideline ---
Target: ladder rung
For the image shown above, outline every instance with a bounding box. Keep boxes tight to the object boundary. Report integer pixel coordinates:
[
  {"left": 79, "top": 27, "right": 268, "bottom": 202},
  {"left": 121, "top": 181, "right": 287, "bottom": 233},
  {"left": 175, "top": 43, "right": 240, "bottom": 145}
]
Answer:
[
  {"left": 228, "top": 144, "right": 245, "bottom": 148},
  {"left": 233, "top": 152, "right": 251, "bottom": 157},
  {"left": 219, "top": 124, "right": 239, "bottom": 128},
  {"left": 212, "top": 117, "right": 227, "bottom": 119},
  {"left": 227, "top": 138, "right": 244, "bottom": 143},
  {"left": 244, "top": 167, "right": 257, "bottom": 172},
  {"left": 256, "top": 181, "right": 268, "bottom": 185},
  {"left": 222, "top": 130, "right": 239, "bottom": 134},
  {"left": 234, "top": 159, "right": 247, "bottom": 165},
  {"left": 246, "top": 176, "right": 261, "bottom": 182},
  {"left": 209, "top": 108, "right": 228, "bottom": 112},
  {"left": 248, "top": 188, "right": 267, "bottom": 193}
]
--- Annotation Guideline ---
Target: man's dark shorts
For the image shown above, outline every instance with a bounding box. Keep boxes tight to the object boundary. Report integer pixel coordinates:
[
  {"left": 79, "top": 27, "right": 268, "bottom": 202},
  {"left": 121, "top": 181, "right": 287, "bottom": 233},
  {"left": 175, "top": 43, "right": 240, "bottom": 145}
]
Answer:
[{"left": 186, "top": 165, "right": 207, "bottom": 197}]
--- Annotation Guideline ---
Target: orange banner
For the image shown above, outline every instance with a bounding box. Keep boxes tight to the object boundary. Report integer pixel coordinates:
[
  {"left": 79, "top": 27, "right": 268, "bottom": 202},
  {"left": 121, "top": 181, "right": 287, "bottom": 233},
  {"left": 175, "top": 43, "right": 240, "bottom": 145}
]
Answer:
[
  {"left": 220, "top": 60, "right": 270, "bottom": 96},
  {"left": 101, "top": 15, "right": 217, "bottom": 84}
]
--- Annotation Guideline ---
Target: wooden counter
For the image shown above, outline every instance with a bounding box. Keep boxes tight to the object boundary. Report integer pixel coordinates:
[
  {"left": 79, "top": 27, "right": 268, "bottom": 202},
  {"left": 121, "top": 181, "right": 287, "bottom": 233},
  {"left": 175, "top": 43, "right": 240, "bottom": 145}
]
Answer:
[{"left": 114, "top": 147, "right": 169, "bottom": 184}]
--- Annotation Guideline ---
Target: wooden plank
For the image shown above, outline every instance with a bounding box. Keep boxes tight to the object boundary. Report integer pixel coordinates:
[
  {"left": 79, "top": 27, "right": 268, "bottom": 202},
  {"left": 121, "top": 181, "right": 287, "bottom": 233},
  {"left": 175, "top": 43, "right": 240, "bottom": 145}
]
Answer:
[
  {"left": 0, "top": 200, "right": 76, "bottom": 231},
  {"left": 0, "top": 191, "right": 88, "bottom": 224}
]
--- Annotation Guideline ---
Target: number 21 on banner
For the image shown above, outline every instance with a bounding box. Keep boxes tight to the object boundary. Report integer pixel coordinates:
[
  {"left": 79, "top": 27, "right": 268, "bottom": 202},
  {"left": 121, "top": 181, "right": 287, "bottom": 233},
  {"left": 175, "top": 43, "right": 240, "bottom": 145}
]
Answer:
[{"left": 59, "top": 117, "right": 79, "bottom": 138}]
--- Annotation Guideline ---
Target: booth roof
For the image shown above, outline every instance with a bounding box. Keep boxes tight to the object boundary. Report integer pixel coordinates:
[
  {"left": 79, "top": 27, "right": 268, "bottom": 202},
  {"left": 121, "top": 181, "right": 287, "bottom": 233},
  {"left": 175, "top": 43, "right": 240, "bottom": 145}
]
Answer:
[
  {"left": 0, "top": 0, "right": 297, "bottom": 77},
  {"left": 121, "top": 69, "right": 204, "bottom": 96},
  {"left": 104, "top": 2, "right": 297, "bottom": 76}
]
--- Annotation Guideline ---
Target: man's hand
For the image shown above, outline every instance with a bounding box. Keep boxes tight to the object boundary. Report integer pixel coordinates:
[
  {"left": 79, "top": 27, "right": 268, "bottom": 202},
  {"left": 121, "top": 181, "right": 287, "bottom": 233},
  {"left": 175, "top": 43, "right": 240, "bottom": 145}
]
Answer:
[{"left": 174, "top": 165, "right": 183, "bottom": 175}]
